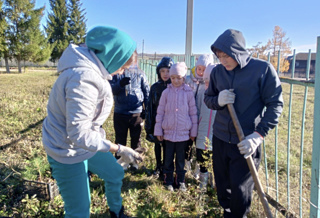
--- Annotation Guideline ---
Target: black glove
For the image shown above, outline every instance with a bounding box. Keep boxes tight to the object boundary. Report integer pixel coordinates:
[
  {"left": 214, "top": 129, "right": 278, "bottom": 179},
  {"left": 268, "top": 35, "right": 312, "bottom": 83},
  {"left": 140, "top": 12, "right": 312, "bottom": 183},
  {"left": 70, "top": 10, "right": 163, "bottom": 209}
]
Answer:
[{"left": 120, "top": 77, "right": 131, "bottom": 87}]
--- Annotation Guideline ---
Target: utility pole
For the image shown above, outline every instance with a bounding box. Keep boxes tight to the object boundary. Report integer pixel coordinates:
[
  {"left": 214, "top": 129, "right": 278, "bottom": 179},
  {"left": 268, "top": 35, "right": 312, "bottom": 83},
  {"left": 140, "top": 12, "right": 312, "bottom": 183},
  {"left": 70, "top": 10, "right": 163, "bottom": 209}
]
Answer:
[
  {"left": 142, "top": 39, "right": 144, "bottom": 60},
  {"left": 185, "top": 0, "right": 193, "bottom": 73}
]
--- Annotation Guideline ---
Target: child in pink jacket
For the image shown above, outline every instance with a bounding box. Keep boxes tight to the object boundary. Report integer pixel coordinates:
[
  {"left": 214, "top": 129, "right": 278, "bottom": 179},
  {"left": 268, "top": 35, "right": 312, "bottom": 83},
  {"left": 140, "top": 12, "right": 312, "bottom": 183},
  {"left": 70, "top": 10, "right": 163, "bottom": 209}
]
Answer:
[{"left": 154, "top": 62, "right": 198, "bottom": 192}]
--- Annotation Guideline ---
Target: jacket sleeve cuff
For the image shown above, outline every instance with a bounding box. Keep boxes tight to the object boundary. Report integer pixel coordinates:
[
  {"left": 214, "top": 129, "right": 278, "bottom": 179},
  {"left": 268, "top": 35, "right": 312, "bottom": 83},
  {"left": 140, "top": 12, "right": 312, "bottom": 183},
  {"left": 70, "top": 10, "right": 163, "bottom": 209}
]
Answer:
[
  {"left": 96, "top": 139, "right": 112, "bottom": 152},
  {"left": 254, "top": 131, "right": 264, "bottom": 139}
]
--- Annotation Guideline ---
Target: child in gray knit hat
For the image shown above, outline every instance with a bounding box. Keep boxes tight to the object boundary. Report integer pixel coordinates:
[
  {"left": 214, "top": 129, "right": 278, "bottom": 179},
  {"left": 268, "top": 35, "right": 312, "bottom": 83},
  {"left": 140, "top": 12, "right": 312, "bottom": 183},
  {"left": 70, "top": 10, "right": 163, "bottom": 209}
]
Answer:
[{"left": 184, "top": 54, "right": 214, "bottom": 172}]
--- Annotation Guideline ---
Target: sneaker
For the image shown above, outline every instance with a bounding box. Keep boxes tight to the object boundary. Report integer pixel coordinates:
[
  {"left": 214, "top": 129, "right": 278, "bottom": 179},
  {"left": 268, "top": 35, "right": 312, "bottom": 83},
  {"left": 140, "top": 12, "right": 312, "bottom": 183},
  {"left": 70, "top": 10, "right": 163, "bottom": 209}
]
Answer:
[
  {"left": 199, "top": 172, "right": 209, "bottom": 190},
  {"left": 153, "top": 168, "right": 160, "bottom": 177},
  {"left": 166, "top": 185, "right": 174, "bottom": 192},
  {"left": 185, "top": 160, "right": 191, "bottom": 172},
  {"left": 193, "top": 162, "right": 200, "bottom": 180},
  {"left": 179, "top": 182, "right": 187, "bottom": 192}
]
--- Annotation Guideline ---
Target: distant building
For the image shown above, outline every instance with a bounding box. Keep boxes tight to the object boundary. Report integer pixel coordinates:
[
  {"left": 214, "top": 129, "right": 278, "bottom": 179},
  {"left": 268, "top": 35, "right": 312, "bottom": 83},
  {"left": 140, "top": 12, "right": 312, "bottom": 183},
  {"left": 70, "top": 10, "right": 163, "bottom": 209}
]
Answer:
[{"left": 287, "top": 52, "right": 316, "bottom": 76}]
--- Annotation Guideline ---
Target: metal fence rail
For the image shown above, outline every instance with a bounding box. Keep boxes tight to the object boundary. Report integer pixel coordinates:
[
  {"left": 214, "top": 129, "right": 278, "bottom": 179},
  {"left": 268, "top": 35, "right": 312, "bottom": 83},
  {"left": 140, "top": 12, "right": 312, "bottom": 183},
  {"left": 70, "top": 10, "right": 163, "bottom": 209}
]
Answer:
[{"left": 138, "top": 38, "right": 320, "bottom": 217}]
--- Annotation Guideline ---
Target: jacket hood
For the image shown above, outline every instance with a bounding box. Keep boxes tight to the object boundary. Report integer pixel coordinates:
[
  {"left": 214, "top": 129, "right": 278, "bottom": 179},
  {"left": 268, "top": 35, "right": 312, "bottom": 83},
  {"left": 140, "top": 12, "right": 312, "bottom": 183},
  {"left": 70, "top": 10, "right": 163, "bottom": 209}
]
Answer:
[
  {"left": 156, "top": 57, "right": 174, "bottom": 79},
  {"left": 211, "top": 29, "right": 250, "bottom": 69},
  {"left": 195, "top": 54, "right": 213, "bottom": 67},
  {"left": 189, "top": 66, "right": 204, "bottom": 83},
  {"left": 57, "top": 44, "right": 108, "bottom": 78}
]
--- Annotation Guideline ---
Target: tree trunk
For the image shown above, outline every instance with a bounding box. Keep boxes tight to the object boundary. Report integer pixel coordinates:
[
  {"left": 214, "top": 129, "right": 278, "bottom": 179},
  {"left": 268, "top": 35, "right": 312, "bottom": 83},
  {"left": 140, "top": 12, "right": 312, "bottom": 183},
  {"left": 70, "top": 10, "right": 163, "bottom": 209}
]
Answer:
[
  {"left": 4, "top": 57, "right": 10, "bottom": 73},
  {"left": 17, "top": 59, "right": 22, "bottom": 73}
]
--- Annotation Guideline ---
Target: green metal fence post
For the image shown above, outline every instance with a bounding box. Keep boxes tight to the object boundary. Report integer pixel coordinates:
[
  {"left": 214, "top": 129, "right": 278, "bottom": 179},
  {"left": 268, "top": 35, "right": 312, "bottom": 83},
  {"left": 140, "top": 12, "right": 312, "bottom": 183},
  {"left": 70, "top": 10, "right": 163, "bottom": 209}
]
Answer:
[
  {"left": 287, "top": 50, "right": 296, "bottom": 211},
  {"left": 274, "top": 50, "right": 281, "bottom": 218},
  {"left": 300, "top": 49, "right": 311, "bottom": 217},
  {"left": 264, "top": 53, "right": 271, "bottom": 195},
  {"left": 310, "top": 36, "right": 320, "bottom": 217}
]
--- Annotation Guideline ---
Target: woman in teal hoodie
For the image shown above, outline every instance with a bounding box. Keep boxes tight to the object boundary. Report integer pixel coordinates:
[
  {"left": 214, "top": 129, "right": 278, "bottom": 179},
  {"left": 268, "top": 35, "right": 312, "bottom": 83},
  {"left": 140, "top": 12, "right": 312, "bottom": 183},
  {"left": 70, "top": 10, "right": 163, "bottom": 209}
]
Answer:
[
  {"left": 42, "top": 26, "right": 141, "bottom": 218},
  {"left": 204, "top": 29, "right": 283, "bottom": 217}
]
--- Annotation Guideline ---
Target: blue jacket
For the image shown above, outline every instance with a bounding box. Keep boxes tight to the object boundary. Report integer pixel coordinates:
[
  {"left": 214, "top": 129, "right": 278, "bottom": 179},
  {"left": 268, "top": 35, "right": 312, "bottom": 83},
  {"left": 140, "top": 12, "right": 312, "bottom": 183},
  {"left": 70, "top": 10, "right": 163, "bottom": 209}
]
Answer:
[
  {"left": 204, "top": 29, "right": 283, "bottom": 144},
  {"left": 109, "top": 66, "right": 150, "bottom": 115}
]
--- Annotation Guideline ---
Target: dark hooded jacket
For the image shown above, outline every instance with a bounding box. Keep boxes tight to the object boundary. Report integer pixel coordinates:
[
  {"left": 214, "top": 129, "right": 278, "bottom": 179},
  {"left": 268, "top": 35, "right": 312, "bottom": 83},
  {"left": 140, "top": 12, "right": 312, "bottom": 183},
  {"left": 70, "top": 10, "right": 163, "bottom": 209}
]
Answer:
[
  {"left": 204, "top": 29, "right": 283, "bottom": 144},
  {"left": 145, "top": 77, "right": 171, "bottom": 142},
  {"left": 145, "top": 57, "right": 173, "bottom": 142}
]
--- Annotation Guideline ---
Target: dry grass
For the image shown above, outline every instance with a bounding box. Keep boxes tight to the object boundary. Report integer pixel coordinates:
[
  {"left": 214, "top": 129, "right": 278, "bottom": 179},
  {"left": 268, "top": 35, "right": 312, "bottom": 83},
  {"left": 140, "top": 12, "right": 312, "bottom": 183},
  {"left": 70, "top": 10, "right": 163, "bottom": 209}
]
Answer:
[{"left": 0, "top": 69, "right": 315, "bottom": 217}]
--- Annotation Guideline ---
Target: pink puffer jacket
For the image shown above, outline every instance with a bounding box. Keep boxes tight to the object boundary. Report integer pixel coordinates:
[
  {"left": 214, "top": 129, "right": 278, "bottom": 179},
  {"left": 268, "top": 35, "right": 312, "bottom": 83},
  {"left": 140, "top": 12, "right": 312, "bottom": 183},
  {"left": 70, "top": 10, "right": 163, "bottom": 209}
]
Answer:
[{"left": 154, "top": 83, "right": 198, "bottom": 142}]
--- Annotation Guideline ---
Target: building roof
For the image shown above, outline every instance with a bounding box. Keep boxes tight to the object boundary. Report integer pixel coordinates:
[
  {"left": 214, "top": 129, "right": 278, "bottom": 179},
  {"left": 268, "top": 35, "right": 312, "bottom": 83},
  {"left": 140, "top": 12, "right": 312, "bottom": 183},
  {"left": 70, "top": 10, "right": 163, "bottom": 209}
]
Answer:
[{"left": 294, "top": 52, "right": 316, "bottom": 61}]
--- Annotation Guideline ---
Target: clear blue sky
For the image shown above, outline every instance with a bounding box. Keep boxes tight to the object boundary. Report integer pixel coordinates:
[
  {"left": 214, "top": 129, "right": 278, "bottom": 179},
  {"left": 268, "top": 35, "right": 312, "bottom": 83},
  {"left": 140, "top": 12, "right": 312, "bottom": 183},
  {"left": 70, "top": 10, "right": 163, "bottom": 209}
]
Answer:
[{"left": 35, "top": 0, "right": 320, "bottom": 55}]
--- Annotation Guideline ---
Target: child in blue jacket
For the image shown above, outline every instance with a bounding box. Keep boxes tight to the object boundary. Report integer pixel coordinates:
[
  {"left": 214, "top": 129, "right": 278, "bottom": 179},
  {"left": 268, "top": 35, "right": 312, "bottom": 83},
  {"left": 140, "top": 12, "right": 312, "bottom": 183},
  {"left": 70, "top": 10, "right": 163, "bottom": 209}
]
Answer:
[{"left": 109, "top": 64, "right": 150, "bottom": 164}]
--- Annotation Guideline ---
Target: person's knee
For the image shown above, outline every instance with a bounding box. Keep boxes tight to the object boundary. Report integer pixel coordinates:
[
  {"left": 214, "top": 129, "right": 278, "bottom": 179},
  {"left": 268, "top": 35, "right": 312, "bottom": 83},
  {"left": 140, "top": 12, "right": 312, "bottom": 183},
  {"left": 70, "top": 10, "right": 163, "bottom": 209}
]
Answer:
[{"left": 111, "top": 163, "right": 125, "bottom": 183}]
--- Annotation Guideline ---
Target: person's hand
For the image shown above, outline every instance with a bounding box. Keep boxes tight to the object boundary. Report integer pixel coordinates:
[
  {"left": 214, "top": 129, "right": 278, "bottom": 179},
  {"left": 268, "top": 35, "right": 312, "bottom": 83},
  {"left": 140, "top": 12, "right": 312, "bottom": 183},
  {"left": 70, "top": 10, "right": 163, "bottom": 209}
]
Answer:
[
  {"left": 157, "top": 136, "right": 163, "bottom": 141},
  {"left": 190, "top": 136, "right": 195, "bottom": 141},
  {"left": 218, "top": 89, "right": 235, "bottom": 107},
  {"left": 119, "top": 77, "right": 131, "bottom": 87},
  {"left": 237, "top": 132, "right": 263, "bottom": 159},
  {"left": 116, "top": 145, "right": 142, "bottom": 169}
]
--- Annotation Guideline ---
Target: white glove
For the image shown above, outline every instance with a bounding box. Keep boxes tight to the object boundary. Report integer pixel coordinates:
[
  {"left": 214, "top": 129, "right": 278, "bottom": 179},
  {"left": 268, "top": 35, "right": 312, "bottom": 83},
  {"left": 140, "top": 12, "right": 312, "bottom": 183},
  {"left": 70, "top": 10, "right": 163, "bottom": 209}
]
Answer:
[
  {"left": 237, "top": 132, "right": 263, "bottom": 159},
  {"left": 218, "top": 89, "right": 235, "bottom": 107},
  {"left": 116, "top": 145, "right": 142, "bottom": 170}
]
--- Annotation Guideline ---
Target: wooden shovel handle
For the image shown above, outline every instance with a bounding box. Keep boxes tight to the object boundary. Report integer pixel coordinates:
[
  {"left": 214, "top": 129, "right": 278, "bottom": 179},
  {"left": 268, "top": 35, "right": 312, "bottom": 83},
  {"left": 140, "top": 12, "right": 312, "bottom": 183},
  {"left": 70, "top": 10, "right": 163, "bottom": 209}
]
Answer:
[{"left": 227, "top": 104, "right": 273, "bottom": 218}]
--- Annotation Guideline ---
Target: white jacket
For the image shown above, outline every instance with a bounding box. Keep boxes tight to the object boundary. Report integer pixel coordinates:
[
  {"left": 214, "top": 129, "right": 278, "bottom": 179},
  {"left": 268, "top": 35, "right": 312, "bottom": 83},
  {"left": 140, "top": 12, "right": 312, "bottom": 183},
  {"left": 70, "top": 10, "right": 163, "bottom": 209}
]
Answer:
[
  {"left": 185, "top": 72, "right": 206, "bottom": 117},
  {"left": 42, "top": 44, "right": 114, "bottom": 164},
  {"left": 196, "top": 92, "right": 216, "bottom": 150}
]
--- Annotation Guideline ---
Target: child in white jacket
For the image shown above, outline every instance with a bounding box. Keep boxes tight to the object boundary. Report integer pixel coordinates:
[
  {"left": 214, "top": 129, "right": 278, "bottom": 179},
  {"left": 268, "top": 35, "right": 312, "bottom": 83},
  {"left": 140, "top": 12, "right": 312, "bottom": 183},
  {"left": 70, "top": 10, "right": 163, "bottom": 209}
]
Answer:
[
  {"left": 195, "top": 64, "right": 216, "bottom": 190},
  {"left": 185, "top": 54, "right": 214, "bottom": 169}
]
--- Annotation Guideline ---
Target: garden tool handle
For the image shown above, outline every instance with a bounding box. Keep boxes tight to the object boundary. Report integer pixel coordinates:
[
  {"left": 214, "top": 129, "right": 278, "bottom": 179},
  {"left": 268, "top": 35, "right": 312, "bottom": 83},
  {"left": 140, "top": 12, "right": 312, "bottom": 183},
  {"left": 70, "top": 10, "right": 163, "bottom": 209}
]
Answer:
[{"left": 227, "top": 104, "right": 273, "bottom": 218}]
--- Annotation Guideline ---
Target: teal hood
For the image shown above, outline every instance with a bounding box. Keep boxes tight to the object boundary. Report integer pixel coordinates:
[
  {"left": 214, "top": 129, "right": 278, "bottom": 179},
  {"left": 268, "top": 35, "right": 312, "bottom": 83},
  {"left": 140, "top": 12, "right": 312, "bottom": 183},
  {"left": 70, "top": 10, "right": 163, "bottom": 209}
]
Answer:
[{"left": 86, "top": 26, "right": 136, "bottom": 74}]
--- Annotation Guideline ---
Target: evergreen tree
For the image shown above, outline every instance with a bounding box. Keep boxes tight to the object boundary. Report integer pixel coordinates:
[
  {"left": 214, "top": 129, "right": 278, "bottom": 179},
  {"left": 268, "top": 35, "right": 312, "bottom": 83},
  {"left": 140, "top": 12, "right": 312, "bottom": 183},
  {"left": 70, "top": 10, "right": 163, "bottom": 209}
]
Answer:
[
  {"left": 0, "top": 0, "right": 11, "bottom": 73},
  {"left": 3, "top": 0, "right": 51, "bottom": 73},
  {"left": 23, "top": 7, "right": 53, "bottom": 64},
  {"left": 68, "top": 0, "right": 86, "bottom": 44},
  {"left": 46, "top": 0, "right": 69, "bottom": 62},
  {"left": 0, "top": 0, "right": 6, "bottom": 54}
]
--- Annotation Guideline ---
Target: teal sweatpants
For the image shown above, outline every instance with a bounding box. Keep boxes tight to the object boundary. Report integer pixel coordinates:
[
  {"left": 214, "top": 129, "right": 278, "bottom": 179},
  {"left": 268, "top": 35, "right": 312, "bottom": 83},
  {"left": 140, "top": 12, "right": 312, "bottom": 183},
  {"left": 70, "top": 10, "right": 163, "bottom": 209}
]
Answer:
[{"left": 47, "top": 152, "right": 124, "bottom": 218}]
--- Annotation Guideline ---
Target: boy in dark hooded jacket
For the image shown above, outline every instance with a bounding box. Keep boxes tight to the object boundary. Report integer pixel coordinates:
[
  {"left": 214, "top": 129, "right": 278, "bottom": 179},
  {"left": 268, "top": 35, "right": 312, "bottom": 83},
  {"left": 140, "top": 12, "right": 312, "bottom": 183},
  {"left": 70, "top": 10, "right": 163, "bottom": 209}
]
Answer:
[
  {"left": 204, "top": 29, "right": 283, "bottom": 217},
  {"left": 145, "top": 57, "right": 174, "bottom": 178}
]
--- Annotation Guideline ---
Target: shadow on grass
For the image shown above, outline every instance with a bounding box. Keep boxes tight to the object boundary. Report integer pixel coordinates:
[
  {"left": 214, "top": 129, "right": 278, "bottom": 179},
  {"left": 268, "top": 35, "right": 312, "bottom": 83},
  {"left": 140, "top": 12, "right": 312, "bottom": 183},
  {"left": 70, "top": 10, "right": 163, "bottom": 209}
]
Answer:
[{"left": 0, "top": 118, "right": 44, "bottom": 151}]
